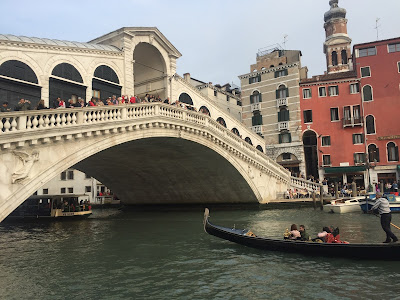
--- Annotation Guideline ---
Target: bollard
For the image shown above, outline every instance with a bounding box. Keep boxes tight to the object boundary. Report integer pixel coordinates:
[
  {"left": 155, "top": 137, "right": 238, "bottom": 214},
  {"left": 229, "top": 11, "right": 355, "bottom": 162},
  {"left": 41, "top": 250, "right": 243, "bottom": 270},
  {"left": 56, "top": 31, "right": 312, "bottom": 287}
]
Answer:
[
  {"left": 351, "top": 181, "right": 357, "bottom": 197},
  {"left": 320, "top": 185, "right": 324, "bottom": 210},
  {"left": 335, "top": 182, "right": 339, "bottom": 199}
]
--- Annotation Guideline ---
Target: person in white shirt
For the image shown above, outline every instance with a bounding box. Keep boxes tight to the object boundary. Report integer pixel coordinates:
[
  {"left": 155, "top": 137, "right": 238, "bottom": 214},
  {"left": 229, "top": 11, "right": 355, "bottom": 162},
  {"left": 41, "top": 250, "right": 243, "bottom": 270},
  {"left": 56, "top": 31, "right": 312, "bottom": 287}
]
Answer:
[{"left": 370, "top": 192, "right": 398, "bottom": 243}]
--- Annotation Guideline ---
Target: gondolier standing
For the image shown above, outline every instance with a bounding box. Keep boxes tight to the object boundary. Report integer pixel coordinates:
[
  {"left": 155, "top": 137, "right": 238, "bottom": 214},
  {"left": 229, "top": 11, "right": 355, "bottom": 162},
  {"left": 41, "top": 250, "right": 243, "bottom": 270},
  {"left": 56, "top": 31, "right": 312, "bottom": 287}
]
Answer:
[{"left": 370, "top": 192, "right": 398, "bottom": 243}]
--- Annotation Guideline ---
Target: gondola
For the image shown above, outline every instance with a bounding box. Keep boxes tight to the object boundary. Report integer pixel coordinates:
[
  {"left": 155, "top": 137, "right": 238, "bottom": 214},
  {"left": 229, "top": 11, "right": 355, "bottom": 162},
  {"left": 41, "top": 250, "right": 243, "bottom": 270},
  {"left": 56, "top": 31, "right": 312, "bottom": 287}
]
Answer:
[{"left": 203, "top": 208, "right": 400, "bottom": 260}]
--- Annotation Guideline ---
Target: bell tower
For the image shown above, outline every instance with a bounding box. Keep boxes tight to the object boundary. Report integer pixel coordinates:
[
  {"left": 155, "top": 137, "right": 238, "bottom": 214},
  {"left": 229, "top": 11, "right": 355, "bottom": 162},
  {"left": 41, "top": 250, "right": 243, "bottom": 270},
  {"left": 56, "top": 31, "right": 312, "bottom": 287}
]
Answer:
[{"left": 323, "top": 0, "right": 352, "bottom": 74}]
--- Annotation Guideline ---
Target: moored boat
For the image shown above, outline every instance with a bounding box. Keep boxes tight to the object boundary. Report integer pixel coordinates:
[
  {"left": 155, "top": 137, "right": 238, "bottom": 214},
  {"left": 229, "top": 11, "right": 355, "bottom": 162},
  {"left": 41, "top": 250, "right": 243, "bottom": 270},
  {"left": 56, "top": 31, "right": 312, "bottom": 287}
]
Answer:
[
  {"left": 203, "top": 208, "right": 400, "bottom": 260},
  {"left": 7, "top": 194, "right": 92, "bottom": 220},
  {"left": 323, "top": 197, "right": 365, "bottom": 213}
]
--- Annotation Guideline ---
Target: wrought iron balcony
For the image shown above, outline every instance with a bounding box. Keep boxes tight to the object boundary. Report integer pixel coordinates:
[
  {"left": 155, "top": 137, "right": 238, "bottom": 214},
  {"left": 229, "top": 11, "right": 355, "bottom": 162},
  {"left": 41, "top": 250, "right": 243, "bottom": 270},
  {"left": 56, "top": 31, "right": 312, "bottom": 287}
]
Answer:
[
  {"left": 277, "top": 98, "right": 288, "bottom": 107},
  {"left": 251, "top": 103, "right": 261, "bottom": 112},
  {"left": 278, "top": 121, "right": 289, "bottom": 131},
  {"left": 342, "top": 117, "right": 363, "bottom": 128}
]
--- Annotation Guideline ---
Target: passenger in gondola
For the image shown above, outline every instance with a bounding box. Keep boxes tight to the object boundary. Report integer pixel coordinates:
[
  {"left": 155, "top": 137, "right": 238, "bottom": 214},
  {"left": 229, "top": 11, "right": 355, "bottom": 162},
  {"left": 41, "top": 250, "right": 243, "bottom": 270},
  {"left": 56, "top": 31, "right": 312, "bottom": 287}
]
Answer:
[
  {"left": 289, "top": 224, "right": 301, "bottom": 240},
  {"left": 299, "top": 225, "right": 310, "bottom": 241},
  {"left": 314, "top": 227, "right": 331, "bottom": 242}
]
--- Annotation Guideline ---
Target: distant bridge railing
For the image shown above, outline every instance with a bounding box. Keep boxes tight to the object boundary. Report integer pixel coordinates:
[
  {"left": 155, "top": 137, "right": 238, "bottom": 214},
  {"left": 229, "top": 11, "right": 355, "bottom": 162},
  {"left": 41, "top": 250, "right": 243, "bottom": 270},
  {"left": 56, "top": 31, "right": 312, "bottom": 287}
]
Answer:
[
  {"left": 290, "top": 177, "right": 322, "bottom": 193},
  {"left": 0, "top": 102, "right": 291, "bottom": 183}
]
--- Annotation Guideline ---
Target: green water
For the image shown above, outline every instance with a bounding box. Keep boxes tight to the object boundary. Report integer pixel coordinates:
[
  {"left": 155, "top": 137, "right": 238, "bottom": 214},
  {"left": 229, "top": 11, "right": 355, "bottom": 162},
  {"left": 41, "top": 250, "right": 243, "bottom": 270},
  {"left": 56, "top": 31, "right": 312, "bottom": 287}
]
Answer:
[{"left": 0, "top": 206, "right": 399, "bottom": 300}]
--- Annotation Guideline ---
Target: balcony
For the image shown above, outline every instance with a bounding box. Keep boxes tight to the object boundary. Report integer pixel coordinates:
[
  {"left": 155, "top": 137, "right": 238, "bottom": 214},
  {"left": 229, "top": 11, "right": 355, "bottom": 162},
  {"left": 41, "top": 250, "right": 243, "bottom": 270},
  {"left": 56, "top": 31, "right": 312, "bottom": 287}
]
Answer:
[
  {"left": 342, "top": 117, "right": 363, "bottom": 128},
  {"left": 277, "top": 98, "right": 288, "bottom": 107},
  {"left": 252, "top": 125, "right": 262, "bottom": 134},
  {"left": 251, "top": 102, "right": 261, "bottom": 112},
  {"left": 278, "top": 121, "right": 289, "bottom": 131}
]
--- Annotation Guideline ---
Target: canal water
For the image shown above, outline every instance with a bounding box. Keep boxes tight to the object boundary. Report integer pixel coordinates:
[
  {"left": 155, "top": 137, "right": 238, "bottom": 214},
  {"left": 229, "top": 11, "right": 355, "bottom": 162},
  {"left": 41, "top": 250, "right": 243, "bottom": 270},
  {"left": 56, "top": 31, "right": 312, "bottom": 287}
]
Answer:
[{"left": 0, "top": 206, "right": 400, "bottom": 300}]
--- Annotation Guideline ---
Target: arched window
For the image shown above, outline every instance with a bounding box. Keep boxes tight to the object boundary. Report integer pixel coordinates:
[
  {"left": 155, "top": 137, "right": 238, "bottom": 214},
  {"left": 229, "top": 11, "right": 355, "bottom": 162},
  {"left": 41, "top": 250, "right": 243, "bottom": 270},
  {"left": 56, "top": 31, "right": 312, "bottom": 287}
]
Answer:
[
  {"left": 52, "top": 63, "right": 83, "bottom": 83},
  {"left": 250, "top": 90, "right": 262, "bottom": 104},
  {"left": 278, "top": 107, "right": 289, "bottom": 122},
  {"left": 178, "top": 93, "right": 193, "bottom": 105},
  {"left": 362, "top": 85, "right": 373, "bottom": 101},
  {"left": 50, "top": 63, "right": 85, "bottom": 105},
  {"left": 368, "top": 144, "right": 380, "bottom": 163},
  {"left": 341, "top": 50, "right": 348, "bottom": 65},
  {"left": 0, "top": 60, "right": 38, "bottom": 83},
  {"left": 245, "top": 137, "right": 253, "bottom": 145},
  {"left": 276, "top": 84, "right": 288, "bottom": 99},
  {"left": 366, "top": 115, "right": 376, "bottom": 134},
  {"left": 256, "top": 145, "right": 264, "bottom": 152},
  {"left": 270, "top": 65, "right": 275, "bottom": 68},
  {"left": 332, "top": 51, "right": 338, "bottom": 66},
  {"left": 387, "top": 142, "right": 399, "bottom": 162},
  {"left": 216, "top": 117, "right": 226, "bottom": 128},
  {"left": 231, "top": 128, "right": 240, "bottom": 137},
  {"left": 94, "top": 65, "right": 119, "bottom": 84},
  {"left": 93, "top": 65, "right": 121, "bottom": 100},
  {"left": 199, "top": 106, "right": 210, "bottom": 116}
]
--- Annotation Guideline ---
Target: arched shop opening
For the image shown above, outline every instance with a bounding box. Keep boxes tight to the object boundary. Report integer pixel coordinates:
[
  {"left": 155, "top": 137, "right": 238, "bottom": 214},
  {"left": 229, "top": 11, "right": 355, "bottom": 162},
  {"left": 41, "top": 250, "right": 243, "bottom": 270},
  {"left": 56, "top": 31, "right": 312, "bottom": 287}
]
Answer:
[
  {"left": 50, "top": 63, "right": 86, "bottom": 106},
  {"left": 133, "top": 43, "right": 167, "bottom": 99},
  {"left": 92, "top": 65, "right": 121, "bottom": 100},
  {"left": 276, "top": 153, "right": 300, "bottom": 177},
  {"left": 0, "top": 60, "right": 41, "bottom": 108}
]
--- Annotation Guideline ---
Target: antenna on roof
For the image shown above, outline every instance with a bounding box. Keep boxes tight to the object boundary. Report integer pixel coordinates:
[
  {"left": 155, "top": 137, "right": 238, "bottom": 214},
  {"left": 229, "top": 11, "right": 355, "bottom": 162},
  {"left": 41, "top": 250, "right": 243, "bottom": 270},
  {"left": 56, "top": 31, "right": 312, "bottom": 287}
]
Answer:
[
  {"left": 283, "top": 35, "right": 288, "bottom": 49},
  {"left": 375, "top": 18, "right": 381, "bottom": 40}
]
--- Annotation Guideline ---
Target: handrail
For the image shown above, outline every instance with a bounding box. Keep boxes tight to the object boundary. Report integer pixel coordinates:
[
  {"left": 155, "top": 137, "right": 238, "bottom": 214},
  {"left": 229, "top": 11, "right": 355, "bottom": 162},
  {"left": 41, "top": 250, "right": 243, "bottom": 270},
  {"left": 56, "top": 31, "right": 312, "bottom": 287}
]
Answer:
[{"left": 290, "top": 176, "right": 322, "bottom": 192}]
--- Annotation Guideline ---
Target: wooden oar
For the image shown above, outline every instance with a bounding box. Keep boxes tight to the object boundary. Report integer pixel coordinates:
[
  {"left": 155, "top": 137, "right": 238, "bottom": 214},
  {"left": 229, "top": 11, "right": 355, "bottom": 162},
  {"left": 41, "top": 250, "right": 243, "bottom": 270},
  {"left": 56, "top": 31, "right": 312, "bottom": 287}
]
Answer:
[{"left": 372, "top": 213, "right": 400, "bottom": 231}]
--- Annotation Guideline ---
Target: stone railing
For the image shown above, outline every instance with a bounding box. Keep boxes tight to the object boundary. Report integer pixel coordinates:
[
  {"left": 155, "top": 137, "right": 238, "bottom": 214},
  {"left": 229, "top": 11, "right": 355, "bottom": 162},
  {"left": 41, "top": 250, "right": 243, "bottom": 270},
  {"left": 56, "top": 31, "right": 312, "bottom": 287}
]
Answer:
[
  {"left": 0, "top": 103, "right": 291, "bottom": 183},
  {"left": 290, "top": 177, "right": 322, "bottom": 192},
  {"left": 277, "top": 98, "right": 288, "bottom": 107},
  {"left": 278, "top": 121, "right": 289, "bottom": 131}
]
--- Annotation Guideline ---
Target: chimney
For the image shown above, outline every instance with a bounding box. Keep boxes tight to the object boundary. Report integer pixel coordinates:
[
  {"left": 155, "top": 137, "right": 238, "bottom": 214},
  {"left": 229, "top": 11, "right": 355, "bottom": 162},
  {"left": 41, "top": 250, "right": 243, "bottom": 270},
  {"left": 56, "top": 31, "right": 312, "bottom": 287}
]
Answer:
[{"left": 183, "top": 73, "right": 191, "bottom": 82}]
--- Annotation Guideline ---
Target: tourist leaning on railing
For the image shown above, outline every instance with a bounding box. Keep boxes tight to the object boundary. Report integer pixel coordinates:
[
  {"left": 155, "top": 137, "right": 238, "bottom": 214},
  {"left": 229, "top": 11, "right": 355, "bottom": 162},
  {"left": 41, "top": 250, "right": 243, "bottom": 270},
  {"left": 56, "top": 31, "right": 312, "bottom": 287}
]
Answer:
[{"left": 1, "top": 101, "right": 11, "bottom": 112}]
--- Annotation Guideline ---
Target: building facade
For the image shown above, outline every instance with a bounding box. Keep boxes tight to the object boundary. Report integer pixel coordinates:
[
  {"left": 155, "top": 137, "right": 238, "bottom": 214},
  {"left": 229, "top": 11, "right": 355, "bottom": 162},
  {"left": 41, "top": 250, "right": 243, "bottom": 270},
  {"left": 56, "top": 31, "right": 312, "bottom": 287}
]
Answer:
[
  {"left": 353, "top": 38, "right": 400, "bottom": 187},
  {"left": 239, "top": 47, "right": 308, "bottom": 176}
]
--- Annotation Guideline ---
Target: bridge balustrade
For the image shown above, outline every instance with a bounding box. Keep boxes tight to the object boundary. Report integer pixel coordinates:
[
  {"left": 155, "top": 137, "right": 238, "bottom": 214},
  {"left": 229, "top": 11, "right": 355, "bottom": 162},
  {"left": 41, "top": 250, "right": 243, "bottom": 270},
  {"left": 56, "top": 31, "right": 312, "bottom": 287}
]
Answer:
[{"left": 290, "top": 177, "right": 322, "bottom": 192}]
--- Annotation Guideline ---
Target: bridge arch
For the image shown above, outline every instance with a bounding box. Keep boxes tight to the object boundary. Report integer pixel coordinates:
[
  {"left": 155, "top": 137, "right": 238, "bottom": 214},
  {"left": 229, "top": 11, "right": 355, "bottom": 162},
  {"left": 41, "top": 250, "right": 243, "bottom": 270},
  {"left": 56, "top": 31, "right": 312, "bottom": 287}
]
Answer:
[{"left": 133, "top": 42, "right": 167, "bottom": 98}]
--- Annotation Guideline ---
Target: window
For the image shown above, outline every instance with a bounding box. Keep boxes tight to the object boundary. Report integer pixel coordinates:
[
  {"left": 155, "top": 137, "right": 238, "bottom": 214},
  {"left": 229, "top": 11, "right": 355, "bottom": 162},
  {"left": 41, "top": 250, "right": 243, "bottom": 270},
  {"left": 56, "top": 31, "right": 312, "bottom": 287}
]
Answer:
[
  {"left": 323, "top": 155, "right": 331, "bottom": 166},
  {"left": 362, "top": 85, "right": 373, "bottom": 101},
  {"left": 85, "top": 186, "right": 92, "bottom": 193},
  {"left": 226, "top": 95, "right": 229, "bottom": 102},
  {"left": 250, "top": 91, "right": 262, "bottom": 103},
  {"left": 353, "top": 105, "right": 361, "bottom": 124},
  {"left": 350, "top": 83, "right": 360, "bottom": 94},
  {"left": 359, "top": 47, "right": 376, "bottom": 57},
  {"left": 214, "top": 90, "right": 217, "bottom": 97},
  {"left": 303, "top": 110, "right": 312, "bottom": 123},
  {"left": 332, "top": 51, "right": 338, "bottom": 66},
  {"left": 341, "top": 50, "right": 348, "bottom": 65},
  {"left": 282, "top": 153, "right": 291, "bottom": 160},
  {"left": 61, "top": 188, "right": 66, "bottom": 194},
  {"left": 319, "top": 87, "right": 327, "bottom": 97},
  {"left": 252, "top": 112, "right": 263, "bottom": 126},
  {"left": 353, "top": 134, "right": 364, "bottom": 144},
  {"left": 43, "top": 188, "right": 49, "bottom": 195},
  {"left": 278, "top": 108, "right": 290, "bottom": 122},
  {"left": 330, "top": 107, "right": 339, "bottom": 121},
  {"left": 329, "top": 85, "right": 339, "bottom": 96},
  {"left": 274, "top": 69, "right": 288, "bottom": 78},
  {"left": 68, "top": 187, "right": 74, "bottom": 193},
  {"left": 354, "top": 153, "right": 366, "bottom": 164},
  {"left": 322, "top": 136, "right": 331, "bottom": 146},
  {"left": 61, "top": 172, "right": 66, "bottom": 180},
  {"left": 387, "top": 142, "right": 399, "bottom": 162},
  {"left": 398, "top": 62, "right": 400, "bottom": 73},
  {"left": 279, "top": 132, "right": 292, "bottom": 144},
  {"left": 366, "top": 115, "right": 376, "bottom": 134},
  {"left": 303, "top": 88, "right": 311, "bottom": 99},
  {"left": 276, "top": 85, "right": 289, "bottom": 99},
  {"left": 92, "top": 89, "right": 100, "bottom": 100},
  {"left": 388, "top": 43, "right": 400, "bottom": 53},
  {"left": 67, "top": 170, "right": 74, "bottom": 180},
  {"left": 361, "top": 67, "right": 371, "bottom": 78},
  {"left": 249, "top": 75, "right": 261, "bottom": 84},
  {"left": 368, "top": 144, "right": 380, "bottom": 163}
]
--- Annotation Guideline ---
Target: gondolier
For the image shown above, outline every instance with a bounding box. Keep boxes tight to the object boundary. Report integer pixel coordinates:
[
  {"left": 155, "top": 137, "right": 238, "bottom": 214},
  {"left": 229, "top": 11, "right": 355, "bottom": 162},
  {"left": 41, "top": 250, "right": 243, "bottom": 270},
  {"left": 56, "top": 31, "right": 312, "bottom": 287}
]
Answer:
[{"left": 370, "top": 192, "right": 399, "bottom": 243}]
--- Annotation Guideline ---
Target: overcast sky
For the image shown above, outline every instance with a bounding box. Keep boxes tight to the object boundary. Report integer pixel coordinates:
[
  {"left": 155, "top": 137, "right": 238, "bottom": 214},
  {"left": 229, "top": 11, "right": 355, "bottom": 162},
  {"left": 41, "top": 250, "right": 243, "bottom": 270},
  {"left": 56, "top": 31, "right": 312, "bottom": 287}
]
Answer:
[{"left": 1, "top": 0, "right": 400, "bottom": 86}]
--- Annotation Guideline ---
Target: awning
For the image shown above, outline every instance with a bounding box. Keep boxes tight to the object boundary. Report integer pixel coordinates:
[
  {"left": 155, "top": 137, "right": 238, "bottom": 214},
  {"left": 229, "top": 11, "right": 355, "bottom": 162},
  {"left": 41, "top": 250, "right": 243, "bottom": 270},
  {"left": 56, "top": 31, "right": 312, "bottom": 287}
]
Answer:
[
  {"left": 397, "top": 165, "right": 400, "bottom": 171},
  {"left": 324, "top": 166, "right": 366, "bottom": 174}
]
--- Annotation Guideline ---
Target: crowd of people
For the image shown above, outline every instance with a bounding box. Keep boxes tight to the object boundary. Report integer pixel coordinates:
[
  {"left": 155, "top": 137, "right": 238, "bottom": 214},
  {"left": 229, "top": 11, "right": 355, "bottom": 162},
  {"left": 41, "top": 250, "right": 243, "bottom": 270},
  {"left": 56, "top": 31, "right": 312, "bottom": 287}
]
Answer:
[{"left": 0, "top": 93, "right": 210, "bottom": 113}]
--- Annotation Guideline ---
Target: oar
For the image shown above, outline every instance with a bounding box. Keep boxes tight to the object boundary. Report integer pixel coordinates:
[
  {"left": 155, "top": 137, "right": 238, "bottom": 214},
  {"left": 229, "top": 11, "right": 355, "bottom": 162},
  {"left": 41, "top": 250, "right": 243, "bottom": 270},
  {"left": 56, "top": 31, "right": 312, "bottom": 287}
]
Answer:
[{"left": 372, "top": 213, "right": 400, "bottom": 231}]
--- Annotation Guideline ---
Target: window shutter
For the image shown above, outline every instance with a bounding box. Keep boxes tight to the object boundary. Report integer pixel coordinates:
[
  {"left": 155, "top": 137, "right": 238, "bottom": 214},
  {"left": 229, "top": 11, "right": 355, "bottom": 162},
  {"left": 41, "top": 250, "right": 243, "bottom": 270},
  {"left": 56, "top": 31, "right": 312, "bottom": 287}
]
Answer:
[
  {"left": 250, "top": 95, "right": 254, "bottom": 104},
  {"left": 361, "top": 134, "right": 364, "bottom": 143},
  {"left": 274, "top": 71, "right": 278, "bottom": 78},
  {"left": 288, "top": 133, "right": 292, "bottom": 143},
  {"left": 278, "top": 111, "right": 282, "bottom": 122},
  {"left": 285, "top": 110, "right": 290, "bottom": 121},
  {"left": 258, "top": 75, "right": 261, "bottom": 82},
  {"left": 279, "top": 134, "right": 282, "bottom": 144},
  {"left": 286, "top": 88, "right": 289, "bottom": 97},
  {"left": 259, "top": 94, "right": 262, "bottom": 102},
  {"left": 376, "top": 148, "right": 380, "bottom": 162},
  {"left": 352, "top": 134, "right": 355, "bottom": 144},
  {"left": 252, "top": 115, "right": 256, "bottom": 126},
  {"left": 353, "top": 153, "right": 357, "bottom": 164},
  {"left": 276, "top": 90, "right": 280, "bottom": 99},
  {"left": 284, "top": 69, "right": 288, "bottom": 76},
  {"left": 249, "top": 78, "right": 251, "bottom": 84},
  {"left": 395, "top": 146, "right": 399, "bottom": 161},
  {"left": 258, "top": 114, "right": 263, "bottom": 125}
]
